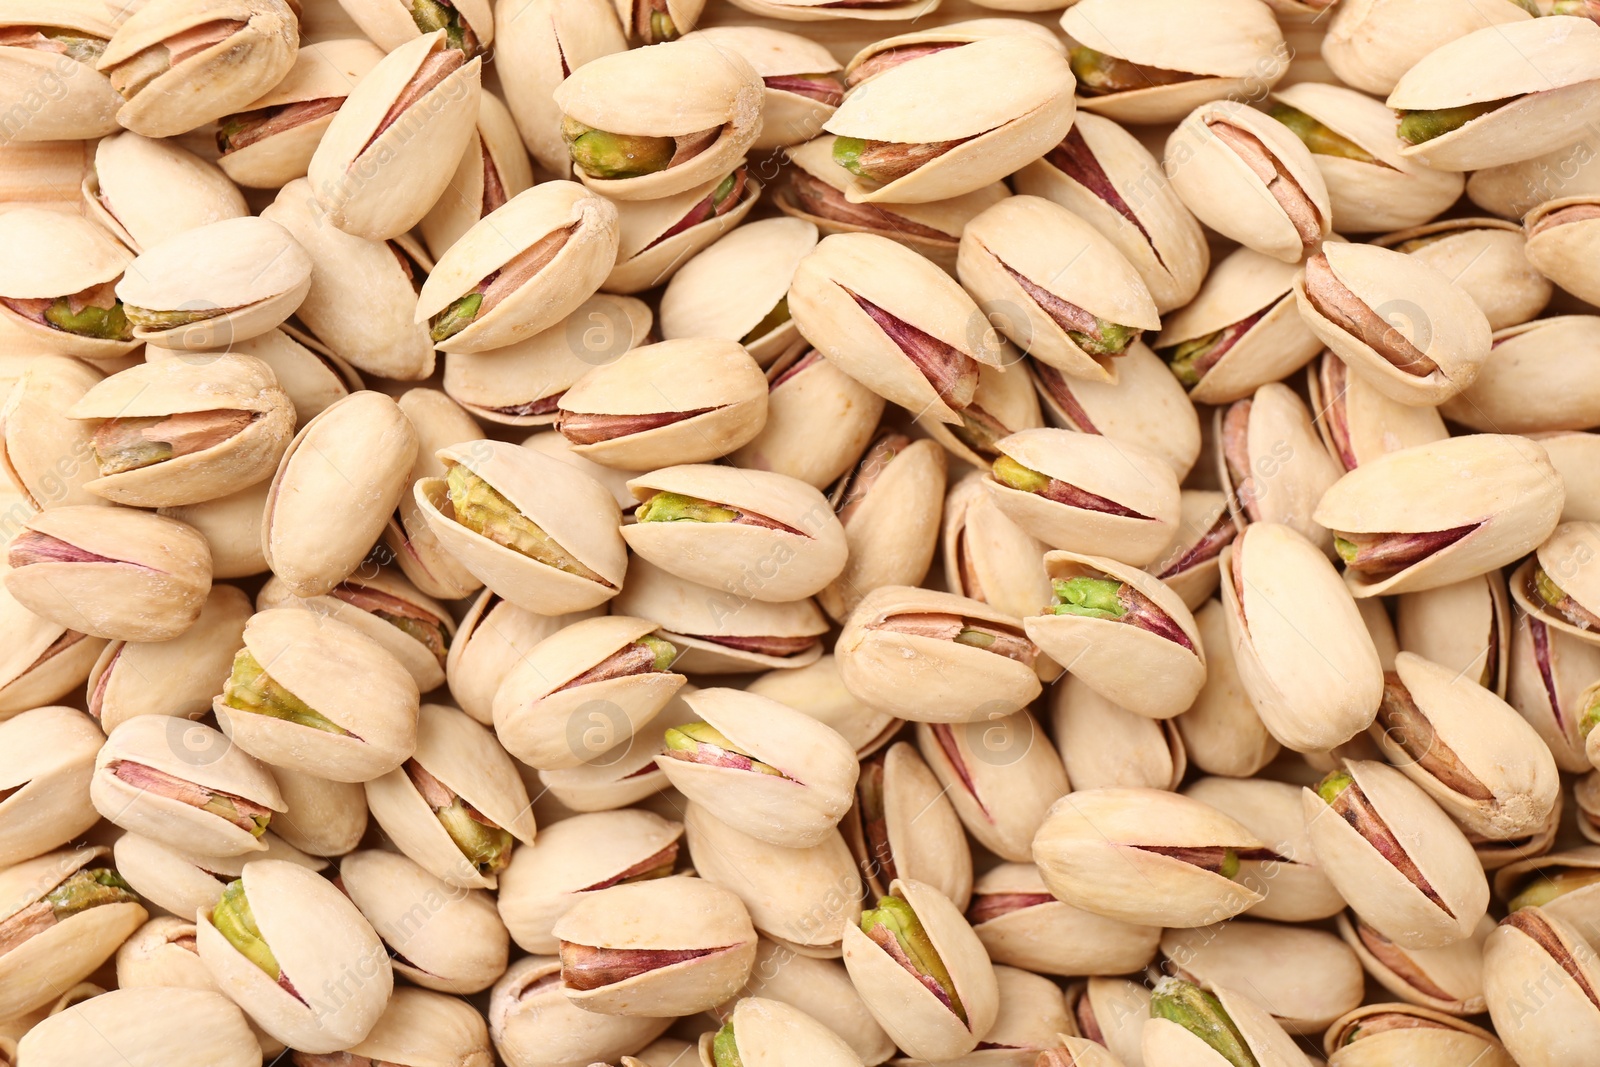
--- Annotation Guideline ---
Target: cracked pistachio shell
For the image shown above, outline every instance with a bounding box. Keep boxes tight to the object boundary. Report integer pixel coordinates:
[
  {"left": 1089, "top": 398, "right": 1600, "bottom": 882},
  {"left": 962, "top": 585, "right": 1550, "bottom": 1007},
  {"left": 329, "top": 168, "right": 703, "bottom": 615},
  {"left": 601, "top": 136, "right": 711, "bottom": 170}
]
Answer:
[
  {"left": 823, "top": 36, "right": 1075, "bottom": 205},
  {"left": 942, "top": 471, "right": 1051, "bottom": 625},
  {"left": 262, "top": 390, "right": 418, "bottom": 598},
  {"left": 1141, "top": 980, "right": 1310, "bottom": 1067},
  {"left": 837, "top": 585, "right": 1041, "bottom": 723},
  {"left": 1495, "top": 847, "right": 1600, "bottom": 930},
  {"left": 986, "top": 429, "right": 1180, "bottom": 566},
  {"left": 553, "top": 39, "right": 762, "bottom": 201},
  {"left": 212, "top": 608, "right": 420, "bottom": 782},
  {"left": 5, "top": 505, "right": 212, "bottom": 641},
  {"left": 1026, "top": 550, "right": 1204, "bottom": 720},
  {"left": 257, "top": 567, "right": 452, "bottom": 691},
  {"left": 1321, "top": 0, "right": 1531, "bottom": 97},
  {"left": 1304, "top": 759, "right": 1489, "bottom": 949},
  {"left": 720, "top": 0, "right": 934, "bottom": 25},
  {"left": 1312, "top": 434, "right": 1564, "bottom": 596},
  {"left": 604, "top": 166, "right": 762, "bottom": 294},
  {"left": 0, "top": 587, "right": 105, "bottom": 721},
  {"left": 969, "top": 861, "right": 1159, "bottom": 979},
  {"left": 1325, "top": 1003, "right": 1510, "bottom": 1067},
  {"left": 0, "top": 356, "right": 104, "bottom": 510},
  {"left": 1050, "top": 676, "right": 1185, "bottom": 792},
  {"left": 1146, "top": 492, "right": 1234, "bottom": 613},
  {"left": 1216, "top": 383, "right": 1340, "bottom": 554},
  {"left": 339, "top": 849, "right": 509, "bottom": 995},
  {"left": 624, "top": 464, "right": 847, "bottom": 602},
  {"left": 331, "top": 987, "right": 491, "bottom": 1067},
  {"left": 84, "top": 132, "right": 247, "bottom": 254},
  {"left": 556, "top": 338, "right": 768, "bottom": 469},
  {"left": 341, "top": 0, "right": 493, "bottom": 54},
  {"left": 732, "top": 942, "right": 894, "bottom": 1066},
  {"left": 843, "top": 741, "right": 970, "bottom": 906},
  {"left": 115, "top": 916, "right": 225, "bottom": 995},
  {"left": 157, "top": 482, "right": 269, "bottom": 581},
  {"left": 365, "top": 702, "right": 534, "bottom": 889},
  {"left": 157, "top": 327, "right": 362, "bottom": 428},
  {"left": 702, "top": 996, "right": 862, "bottom": 1067},
  {"left": 111, "top": 829, "right": 320, "bottom": 924},
  {"left": 0, "top": 210, "right": 135, "bottom": 360},
  {"left": 1161, "top": 922, "right": 1363, "bottom": 1035},
  {"left": 1443, "top": 316, "right": 1600, "bottom": 434},
  {"left": 890, "top": 964, "right": 1066, "bottom": 1067},
  {"left": 683, "top": 28, "right": 840, "bottom": 149},
  {"left": 1484, "top": 906, "right": 1600, "bottom": 1067},
  {"left": 1030, "top": 344, "right": 1202, "bottom": 479},
  {"left": 1307, "top": 350, "right": 1448, "bottom": 474},
  {"left": 1537, "top": 431, "right": 1600, "bottom": 525},
  {"left": 750, "top": 656, "right": 901, "bottom": 759},
  {"left": 308, "top": 31, "right": 482, "bottom": 240},
  {"left": 91, "top": 715, "right": 284, "bottom": 857},
  {"left": 1032, "top": 787, "right": 1266, "bottom": 927},
  {"left": 1155, "top": 246, "right": 1323, "bottom": 406},
  {"left": 1165, "top": 101, "right": 1331, "bottom": 264},
  {"left": 447, "top": 588, "right": 599, "bottom": 726},
  {"left": 422, "top": 91, "right": 535, "bottom": 260},
  {"left": 114, "top": 216, "right": 312, "bottom": 349},
  {"left": 684, "top": 801, "right": 859, "bottom": 957},
  {"left": 0, "top": 846, "right": 146, "bottom": 1020},
  {"left": 554, "top": 876, "right": 756, "bottom": 1016},
  {"left": 1514, "top": 521, "right": 1600, "bottom": 648},
  {"left": 266, "top": 765, "right": 366, "bottom": 856},
  {"left": 489, "top": 955, "right": 670, "bottom": 1067},
  {"left": 99, "top": 0, "right": 298, "bottom": 137},
  {"left": 498, "top": 809, "right": 681, "bottom": 955},
  {"left": 197, "top": 858, "right": 391, "bottom": 1053},
  {"left": 1270, "top": 83, "right": 1464, "bottom": 234},
  {"left": 840, "top": 17, "right": 1061, "bottom": 83},
  {"left": 1373, "top": 652, "right": 1558, "bottom": 839},
  {"left": 1065, "top": 978, "right": 1149, "bottom": 1067},
  {"left": 0, "top": 0, "right": 119, "bottom": 142},
  {"left": 1508, "top": 612, "right": 1599, "bottom": 773},
  {"left": 841, "top": 878, "right": 999, "bottom": 1063},
  {"left": 959, "top": 195, "right": 1159, "bottom": 384},
  {"left": 494, "top": 0, "right": 627, "bottom": 174},
  {"left": 0, "top": 706, "right": 101, "bottom": 867},
  {"left": 1387, "top": 18, "right": 1600, "bottom": 172},
  {"left": 1395, "top": 574, "right": 1509, "bottom": 697},
  {"left": 417, "top": 439, "right": 626, "bottom": 613},
  {"left": 18, "top": 987, "right": 258, "bottom": 1067},
  {"left": 776, "top": 135, "right": 1008, "bottom": 272},
  {"left": 612, "top": 557, "right": 827, "bottom": 673},
  {"left": 1219, "top": 523, "right": 1382, "bottom": 751},
  {"left": 259, "top": 179, "right": 435, "bottom": 381},
  {"left": 215, "top": 39, "right": 385, "bottom": 189},
  {"left": 536, "top": 684, "right": 695, "bottom": 814},
  {"left": 490, "top": 614, "right": 684, "bottom": 770},
  {"left": 1525, "top": 195, "right": 1600, "bottom": 306},
  {"left": 90, "top": 584, "right": 251, "bottom": 731},
  {"left": 729, "top": 346, "right": 886, "bottom": 490},
  {"left": 656, "top": 687, "right": 858, "bottom": 848},
  {"left": 383, "top": 388, "right": 486, "bottom": 602},
  {"left": 1184, "top": 776, "right": 1343, "bottom": 922},
  {"left": 659, "top": 217, "right": 816, "bottom": 364},
  {"left": 788, "top": 232, "right": 1003, "bottom": 425},
  {"left": 1374, "top": 218, "right": 1550, "bottom": 332},
  {"left": 916, "top": 710, "right": 1068, "bottom": 862},
  {"left": 1062, "top": 0, "right": 1288, "bottom": 122},
  {"left": 419, "top": 181, "right": 619, "bottom": 354},
  {"left": 69, "top": 354, "right": 295, "bottom": 507},
  {"left": 1014, "top": 112, "right": 1207, "bottom": 315},
  {"left": 1337, "top": 911, "right": 1490, "bottom": 1017}
]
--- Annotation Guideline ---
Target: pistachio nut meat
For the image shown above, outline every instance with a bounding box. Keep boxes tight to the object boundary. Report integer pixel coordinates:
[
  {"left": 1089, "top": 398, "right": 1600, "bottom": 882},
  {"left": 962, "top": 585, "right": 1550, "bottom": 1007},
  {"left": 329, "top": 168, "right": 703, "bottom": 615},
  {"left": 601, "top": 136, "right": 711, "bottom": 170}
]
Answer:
[
  {"left": 488, "top": 955, "right": 671, "bottom": 1067},
  {"left": 1165, "top": 100, "right": 1332, "bottom": 265},
  {"left": 341, "top": 0, "right": 493, "bottom": 56},
  {"left": 67, "top": 353, "right": 295, "bottom": 508},
  {"left": 1483, "top": 906, "right": 1600, "bottom": 1067},
  {"left": 97, "top": 0, "right": 299, "bottom": 139},
  {"left": 841, "top": 878, "right": 1000, "bottom": 1063},
  {"left": 1026, "top": 550, "right": 1204, "bottom": 720},
  {"left": 1305, "top": 760, "right": 1490, "bottom": 950},
  {"left": 1336, "top": 912, "right": 1491, "bottom": 1016},
  {"left": 293, "top": 986, "right": 493, "bottom": 1067},
  {"left": 985, "top": 428, "right": 1181, "bottom": 568},
  {"left": 197, "top": 858, "right": 393, "bottom": 1053},
  {"left": 821, "top": 35, "right": 1076, "bottom": 205},
  {"left": 16, "top": 987, "right": 260, "bottom": 1067},
  {"left": 213, "top": 38, "right": 386, "bottom": 190},
  {"left": 415, "top": 439, "right": 627, "bottom": 614},
  {"left": 5, "top": 504, "right": 212, "bottom": 642},
  {"left": 942, "top": 470, "right": 1052, "bottom": 624},
  {"left": 1387, "top": 17, "right": 1600, "bottom": 172},
  {"left": 0, "top": 209, "right": 136, "bottom": 360},
  {"left": 1497, "top": 848, "right": 1600, "bottom": 930},
  {"left": 420, "top": 90, "right": 536, "bottom": 262},
  {"left": 604, "top": 164, "right": 763, "bottom": 295},
  {"left": 553, "top": 37, "right": 763, "bottom": 201},
  {"left": 1215, "top": 383, "right": 1342, "bottom": 555},
  {"left": 1141, "top": 977, "right": 1311, "bottom": 1067},
  {"left": 842, "top": 741, "right": 972, "bottom": 907},
  {"left": 1051, "top": 676, "right": 1186, "bottom": 792},
  {"left": 1441, "top": 317, "right": 1600, "bottom": 435},
  {"left": 109, "top": 828, "right": 324, "bottom": 927},
  {"left": 81, "top": 131, "right": 249, "bottom": 256},
  {"left": 683, "top": 27, "right": 842, "bottom": 150},
  {"left": 448, "top": 589, "right": 601, "bottom": 725},
  {"left": 1032, "top": 788, "right": 1268, "bottom": 929},
  {"left": 967, "top": 861, "right": 1159, "bottom": 979},
  {"left": 702, "top": 996, "right": 862, "bottom": 1067},
  {"left": 1307, "top": 350, "right": 1448, "bottom": 474},
  {"left": 0, "top": 705, "right": 101, "bottom": 867},
  {"left": 213, "top": 608, "right": 421, "bottom": 783},
  {"left": 728, "top": 345, "right": 887, "bottom": 491},
  {"left": 1012, "top": 111, "right": 1209, "bottom": 314},
  {"left": 307, "top": 30, "right": 484, "bottom": 240},
  {"left": 1393, "top": 573, "right": 1509, "bottom": 698},
  {"left": 0, "top": 846, "right": 147, "bottom": 1021},
  {"left": 418, "top": 180, "right": 619, "bottom": 354},
  {"left": 958, "top": 195, "right": 1160, "bottom": 384},
  {"left": 1373, "top": 217, "right": 1551, "bottom": 333},
  {"left": 0, "top": 586, "right": 106, "bottom": 723},
  {"left": 0, "top": 0, "right": 120, "bottom": 143},
  {"left": 916, "top": 710, "right": 1070, "bottom": 863},
  {"left": 1061, "top": 0, "right": 1288, "bottom": 125},
  {"left": 1524, "top": 195, "right": 1600, "bottom": 307},
  {"left": 1507, "top": 610, "right": 1600, "bottom": 774},
  {"left": 1313, "top": 434, "right": 1565, "bottom": 597},
  {"left": 1324, "top": 1003, "right": 1513, "bottom": 1067},
  {"left": 554, "top": 875, "right": 757, "bottom": 1017},
  {"left": 1320, "top": 0, "right": 1534, "bottom": 98}
]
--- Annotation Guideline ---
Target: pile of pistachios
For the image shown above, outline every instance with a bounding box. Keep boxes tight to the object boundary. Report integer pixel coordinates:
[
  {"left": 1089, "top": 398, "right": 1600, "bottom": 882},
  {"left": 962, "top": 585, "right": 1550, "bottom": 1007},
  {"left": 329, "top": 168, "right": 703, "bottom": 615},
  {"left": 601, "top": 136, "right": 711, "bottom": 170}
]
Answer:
[{"left": 4, "top": 0, "right": 1600, "bottom": 1064}]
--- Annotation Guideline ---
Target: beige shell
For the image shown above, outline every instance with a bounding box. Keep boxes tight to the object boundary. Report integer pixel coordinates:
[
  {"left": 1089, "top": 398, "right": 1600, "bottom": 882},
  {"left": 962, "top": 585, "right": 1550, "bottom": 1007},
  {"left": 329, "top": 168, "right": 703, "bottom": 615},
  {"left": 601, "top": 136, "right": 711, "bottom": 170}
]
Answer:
[
  {"left": 1394, "top": 573, "right": 1509, "bottom": 697},
  {"left": 1141, "top": 981, "right": 1310, "bottom": 1067},
  {"left": 942, "top": 470, "right": 1051, "bottom": 624},
  {"left": 1321, "top": 0, "right": 1532, "bottom": 97},
  {"left": 265, "top": 765, "right": 367, "bottom": 855},
  {"left": 702, "top": 996, "right": 862, "bottom": 1067},
  {"left": 489, "top": 955, "right": 671, "bottom": 1067},
  {"left": 111, "top": 829, "right": 322, "bottom": 922},
  {"left": 969, "top": 861, "right": 1159, "bottom": 978},
  {"left": 0, "top": 356, "right": 106, "bottom": 510},
  {"left": 729, "top": 346, "right": 886, "bottom": 490},
  {"left": 720, "top": 0, "right": 936, "bottom": 24},
  {"left": 1066, "top": 978, "right": 1149, "bottom": 1067},
  {"left": 734, "top": 940, "right": 895, "bottom": 1065},
  {"left": 842, "top": 741, "right": 970, "bottom": 906},
  {"left": 421, "top": 90, "right": 536, "bottom": 261},
  {"left": 1337, "top": 912, "right": 1491, "bottom": 1016},
  {"left": 1312, "top": 434, "right": 1565, "bottom": 597},
  {"left": 0, "top": 705, "right": 101, "bottom": 867},
  {"left": 333, "top": 987, "right": 492, "bottom": 1067},
  {"left": 839, "top": 17, "right": 1062, "bottom": 81},
  {"left": 212, "top": 608, "right": 420, "bottom": 783},
  {"left": 1174, "top": 602, "right": 1280, "bottom": 779},
  {"left": 1216, "top": 383, "right": 1341, "bottom": 555},
  {"left": 1508, "top": 612, "right": 1600, "bottom": 774},
  {"left": 0, "top": 210, "right": 136, "bottom": 360},
  {"left": 85, "top": 132, "right": 248, "bottom": 254},
  {"left": 1146, "top": 491, "right": 1234, "bottom": 612},
  {"left": 1324, "top": 1002, "right": 1511, "bottom": 1067},
  {"left": 307, "top": 31, "right": 483, "bottom": 240},
  {"left": 1184, "top": 775, "right": 1343, "bottom": 923},
  {"left": 164, "top": 328, "right": 362, "bottom": 427},
  {"left": 1030, "top": 344, "right": 1202, "bottom": 479},
  {"left": 535, "top": 685, "right": 696, "bottom": 814},
  {"left": 1374, "top": 218, "right": 1550, "bottom": 333},
  {"left": 658, "top": 216, "right": 816, "bottom": 363},
  {"left": 1051, "top": 676, "right": 1185, "bottom": 792},
  {"left": 157, "top": 482, "right": 270, "bottom": 581},
  {"left": 1536, "top": 431, "right": 1600, "bottom": 525},
  {"left": 1514, "top": 522, "right": 1600, "bottom": 649},
  {"left": 1161, "top": 921, "right": 1362, "bottom": 1035},
  {"left": 1484, "top": 907, "right": 1600, "bottom": 1067},
  {"left": 0, "top": 0, "right": 119, "bottom": 143},
  {"left": 340, "top": 0, "right": 494, "bottom": 54},
  {"left": 1525, "top": 195, "right": 1600, "bottom": 307},
  {"left": 915, "top": 711, "right": 1068, "bottom": 862},
  {"left": 1387, "top": 17, "right": 1600, "bottom": 172},
  {"left": 17, "top": 987, "right": 259, "bottom": 1067},
  {"left": 383, "top": 388, "right": 488, "bottom": 602},
  {"left": 683, "top": 27, "right": 841, "bottom": 149},
  {"left": 605, "top": 166, "right": 762, "bottom": 295},
  {"left": 447, "top": 587, "right": 599, "bottom": 725},
  {"left": 0, "top": 586, "right": 106, "bottom": 722},
  {"left": 1307, "top": 350, "right": 1449, "bottom": 474},
  {"left": 747, "top": 656, "right": 899, "bottom": 759}
]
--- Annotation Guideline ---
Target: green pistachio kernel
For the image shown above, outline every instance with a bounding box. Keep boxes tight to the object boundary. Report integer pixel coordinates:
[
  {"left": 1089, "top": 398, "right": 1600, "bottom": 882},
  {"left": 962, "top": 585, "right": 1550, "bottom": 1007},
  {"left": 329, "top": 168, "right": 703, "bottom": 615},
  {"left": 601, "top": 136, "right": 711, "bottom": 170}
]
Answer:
[
  {"left": 638, "top": 633, "right": 679, "bottom": 671},
  {"left": 1151, "top": 978, "right": 1259, "bottom": 1067},
  {"left": 1334, "top": 537, "right": 1359, "bottom": 564},
  {"left": 663, "top": 722, "right": 784, "bottom": 776},
  {"left": 1580, "top": 693, "right": 1600, "bottom": 739},
  {"left": 1049, "top": 577, "right": 1127, "bottom": 619},
  {"left": 45, "top": 298, "right": 131, "bottom": 340},
  {"left": 710, "top": 171, "right": 738, "bottom": 206},
  {"left": 211, "top": 879, "right": 280, "bottom": 980},
  {"left": 222, "top": 648, "right": 346, "bottom": 734},
  {"left": 1067, "top": 46, "right": 1149, "bottom": 95},
  {"left": 635, "top": 492, "right": 739, "bottom": 524},
  {"left": 832, "top": 136, "right": 871, "bottom": 177},
  {"left": 562, "top": 117, "right": 675, "bottom": 180},
  {"left": 1268, "top": 103, "right": 1377, "bottom": 163},
  {"left": 436, "top": 800, "right": 514, "bottom": 874},
  {"left": 859, "top": 895, "right": 966, "bottom": 1024},
  {"left": 410, "top": 0, "right": 470, "bottom": 52},
  {"left": 45, "top": 31, "right": 108, "bottom": 63},
  {"left": 1397, "top": 101, "right": 1505, "bottom": 145},
  {"left": 1218, "top": 847, "right": 1241, "bottom": 881},
  {"left": 46, "top": 868, "right": 136, "bottom": 919},
  {"left": 649, "top": 9, "right": 677, "bottom": 40},
  {"left": 1070, "top": 319, "right": 1138, "bottom": 358},
  {"left": 712, "top": 1021, "right": 744, "bottom": 1067},
  {"left": 203, "top": 795, "right": 270, "bottom": 837},
  {"left": 430, "top": 292, "right": 483, "bottom": 342},
  {"left": 955, "top": 628, "right": 995, "bottom": 649},
  {"left": 991, "top": 454, "right": 1051, "bottom": 494},
  {"left": 1163, "top": 333, "right": 1219, "bottom": 387},
  {"left": 446, "top": 465, "right": 607, "bottom": 583},
  {"left": 1534, "top": 567, "right": 1569, "bottom": 609},
  {"left": 741, "top": 296, "right": 790, "bottom": 344},
  {"left": 1509, "top": 869, "right": 1600, "bottom": 912},
  {"left": 122, "top": 306, "right": 221, "bottom": 330},
  {"left": 1316, "top": 769, "right": 1356, "bottom": 806}
]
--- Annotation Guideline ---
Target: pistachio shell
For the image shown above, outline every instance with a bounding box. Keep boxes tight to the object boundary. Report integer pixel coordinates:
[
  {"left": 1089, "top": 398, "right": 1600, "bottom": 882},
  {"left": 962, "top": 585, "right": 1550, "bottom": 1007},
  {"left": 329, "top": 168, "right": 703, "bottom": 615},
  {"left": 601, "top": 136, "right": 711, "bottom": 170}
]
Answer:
[
  {"left": 157, "top": 482, "right": 270, "bottom": 581},
  {"left": 1536, "top": 431, "right": 1600, "bottom": 525},
  {"left": 1174, "top": 601, "right": 1280, "bottom": 779},
  {"left": 340, "top": 0, "right": 494, "bottom": 54},
  {"left": 493, "top": 0, "right": 627, "bottom": 175},
  {"left": 1321, "top": 0, "right": 1532, "bottom": 97},
  {"left": 684, "top": 27, "right": 841, "bottom": 149},
  {"left": 266, "top": 765, "right": 367, "bottom": 855},
  {"left": 720, "top": 0, "right": 936, "bottom": 23},
  {"left": 0, "top": 0, "right": 119, "bottom": 143},
  {"left": 1324, "top": 1002, "right": 1511, "bottom": 1067},
  {"left": 1163, "top": 921, "right": 1363, "bottom": 1035},
  {"left": 1051, "top": 676, "right": 1185, "bottom": 792},
  {"left": 1483, "top": 907, "right": 1600, "bottom": 1067},
  {"left": 447, "top": 587, "right": 599, "bottom": 725},
  {"left": 1141, "top": 981, "right": 1310, "bottom": 1067},
  {"left": 1336, "top": 912, "right": 1490, "bottom": 1016},
  {"left": 1374, "top": 219, "right": 1550, "bottom": 332},
  {"left": 917, "top": 710, "right": 1068, "bottom": 863},
  {"left": 383, "top": 388, "right": 487, "bottom": 601},
  {"left": 728, "top": 346, "right": 886, "bottom": 490},
  {"left": 705, "top": 995, "right": 863, "bottom": 1067},
  {"left": 0, "top": 705, "right": 101, "bottom": 867},
  {"left": 1184, "top": 775, "right": 1343, "bottom": 923},
  {"left": 1507, "top": 612, "right": 1599, "bottom": 773},
  {"left": 732, "top": 940, "right": 894, "bottom": 1065},
  {"left": 942, "top": 471, "right": 1052, "bottom": 625},
  {"left": 1215, "top": 383, "right": 1341, "bottom": 555},
  {"left": 1307, "top": 350, "right": 1449, "bottom": 474},
  {"left": 605, "top": 166, "right": 763, "bottom": 295},
  {"left": 1524, "top": 196, "right": 1600, "bottom": 309},
  {"left": 658, "top": 217, "right": 817, "bottom": 363},
  {"left": 489, "top": 955, "right": 671, "bottom": 1067},
  {"left": 338, "top": 987, "right": 492, "bottom": 1067},
  {"left": 1144, "top": 491, "right": 1234, "bottom": 613},
  {"left": 170, "top": 328, "right": 361, "bottom": 427},
  {"left": 1030, "top": 344, "right": 1202, "bottom": 480},
  {"left": 0, "top": 356, "right": 106, "bottom": 510},
  {"left": 1394, "top": 574, "right": 1509, "bottom": 698},
  {"left": 421, "top": 90, "right": 535, "bottom": 260},
  {"left": 536, "top": 685, "right": 696, "bottom": 814},
  {"left": 969, "top": 861, "right": 1158, "bottom": 979},
  {"left": 0, "top": 210, "right": 135, "bottom": 360},
  {"left": 843, "top": 741, "right": 970, "bottom": 905},
  {"left": 85, "top": 132, "right": 248, "bottom": 253},
  {"left": 110, "top": 829, "right": 322, "bottom": 921},
  {"left": 17, "top": 988, "right": 259, "bottom": 1067}
]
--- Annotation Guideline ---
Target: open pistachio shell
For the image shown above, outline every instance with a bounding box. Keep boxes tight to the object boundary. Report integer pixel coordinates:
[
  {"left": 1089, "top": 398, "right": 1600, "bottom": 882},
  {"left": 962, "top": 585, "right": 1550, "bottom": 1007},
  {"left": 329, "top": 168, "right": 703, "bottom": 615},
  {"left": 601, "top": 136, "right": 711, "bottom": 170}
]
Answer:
[
  {"left": 18, "top": 987, "right": 259, "bottom": 1067},
  {"left": 267, "top": 765, "right": 367, "bottom": 856},
  {"left": 605, "top": 165, "right": 762, "bottom": 295},
  {"left": 1027, "top": 550, "right": 1204, "bottom": 720},
  {"left": 490, "top": 955, "right": 671, "bottom": 1067},
  {"left": 1052, "top": 676, "right": 1185, "bottom": 792},
  {"left": 658, "top": 217, "right": 817, "bottom": 365},
  {"left": 0, "top": 356, "right": 106, "bottom": 510},
  {"left": 1145, "top": 492, "right": 1234, "bottom": 613},
  {"left": 729, "top": 345, "right": 885, "bottom": 490},
  {"left": 1337, "top": 911, "right": 1490, "bottom": 1017},
  {"left": 839, "top": 18, "right": 1061, "bottom": 84},
  {"left": 307, "top": 30, "right": 483, "bottom": 240},
  {"left": 493, "top": 0, "right": 627, "bottom": 175},
  {"left": 422, "top": 90, "right": 535, "bottom": 260},
  {"left": 1313, "top": 434, "right": 1564, "bottom": 597},
  {"left": 733, "top": 940, "right": 895, "bottom": 1066},
  {"left": 1484, "top": 906, "right": 1600, "bottom": 1067},
  {"left": 0, "top": 210, "right": 136, "bottom": 360},
  {"left": 1508, "top": 612, "right": 1600, "bottom": 773},
  {"left": 842, "top": 741, "right": 970, "bottom": 906},
  {"left": 1443, "top": 316, "right": 1600, "bottom": 435},
  {"left": 942, "top": 470, "right": 1051, "bottom": 625},
  {"left": 1525, "top": 194, "right": 1600, "bottom": 307},
  {"left": 535, "top": 685, "right": 694, "bottom": 814},
  {"left": 447, "top": 588, "right": 598, "bottom": 725},
  {"left": 748, "top": 655, "right": 899, "bottom": 759},
  {"left": 1171, "top": 602, "right": 1278, "bottom": 778},
  {"left": 1374, "top": 218, "right": 1550, "bottom": 333},
  {"left": 1395, "top": 573, "right": 1509, "bottom": 698},
  {"left": 701, "top": 996, "right": 861, "bottom": 1067},
  {"left": 1185, "top": 775, "right": 1343, "bottom": 923},
  {"left": 1325, "top": 1002, "right": 1511, "bottom": 1067},
  {"left": 1307, "top": 350, "right": 1448, "bottom": 475},
  {"left": 85, "top": 132, "right": 248, "bottom": 254},
  {"left": 1215, "top": 383, "right": 1341, "bottom": 555},
  {"left": 969, "top": 861, "right": 1158, "bottom": 979},
  {"left": 0, "top": 0, "right": 120, "bottom": 142},
  {"left": 683, "top": 27, "right": 841, "bottom": 149},
  {"left": 1141, "top": 979, "right": 1310, "bottom": 1067},
  {"left": 341, "top": 0, "right": 493, "bottom": 55},
  {"left": 177, "top": 327, "right": 361, "bottom": 427},
  {"left": 1322, "top": 0, "right": 1532, "bottom": 97},
  {"left": 110, "top": 829, "right": 322, "bottom": 922},
  {"left": 1387, "top": 17, "right": 1600, "bottom": 172},
  {"left": 384, "top": 388, "right": 488, "bottom": 602},
  {"left": 1062, "top": 0, "right": 1287, "bottom": 123},
  {"left": 917, "top": 710, "right": 1069, "bottom": 862},
  {"left": 1512, "top": 521, "right": 1600, "bottom": 652},
  {"left": 1030, "top": 344, "right": 1201, "bottom": 480},
  {"left": 0, "top": 705, "right": 101, "bottom": 867},
  {"left": 1161, "top": 921, "right": 1363, "bottom": 1035}
]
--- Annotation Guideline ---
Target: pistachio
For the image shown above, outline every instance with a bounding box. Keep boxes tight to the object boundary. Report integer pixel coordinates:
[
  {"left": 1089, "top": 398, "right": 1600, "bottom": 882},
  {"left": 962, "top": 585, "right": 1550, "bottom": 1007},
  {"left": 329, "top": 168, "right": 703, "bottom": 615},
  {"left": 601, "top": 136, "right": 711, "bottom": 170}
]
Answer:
[
  {"left": 1149, "top": 979, "right": 1255, "bottom": 1067},
  {"left": 859, "top": 895, "right": 965, "bottom": 1023},
  {"left": 0, "top": 209, "right": 137, "bottom": 359},
  {"left": 1484, "top": 906, "right": 1600, "bottom": 1067}
]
